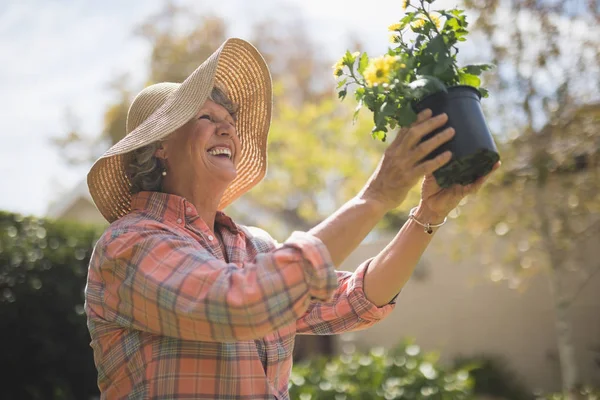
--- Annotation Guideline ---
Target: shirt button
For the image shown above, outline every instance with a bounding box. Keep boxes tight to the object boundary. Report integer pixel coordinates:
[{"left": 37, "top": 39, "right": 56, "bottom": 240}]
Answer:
[
  {"left": 176, "top": 218, "right": 182, "bottom": 224},
  {"left": 208, "top": 235, "right": 214, "bottom": 241}
]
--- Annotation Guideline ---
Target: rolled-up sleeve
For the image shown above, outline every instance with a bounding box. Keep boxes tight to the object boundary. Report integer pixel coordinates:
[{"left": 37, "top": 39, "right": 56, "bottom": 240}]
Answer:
[
  {"left": 295, "top": 259, "right": 395, "bottom": 335},
  {"left": 85, "top": 228, "right": 337, "bottom": 343}
]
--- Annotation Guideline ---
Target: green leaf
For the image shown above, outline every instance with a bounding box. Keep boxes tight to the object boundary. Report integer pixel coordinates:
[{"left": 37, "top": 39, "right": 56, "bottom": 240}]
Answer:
[
  {"left": 354, "top": 87, "right": 365, "bottom": 102},
  {"left": 353, "top": 100, "right": 363, "bottom": 123},
  {"left": 336, "top": 78, "right": 347, "bottom": 89},
  {"left": 371, "top": 129, "right": 387, "bottom": 142},
  {"left": 443, "top": 16, "right": 461, "bottom": 32},
  {"left": 398, "top": 12, "right": 418, "bottom": 30},
  {"left": 418, "top": 63, "right": 436, "bottom": 76},
  {"left": 395, "top": 105, "right": 417, "bottom": 127},
  {"left": 338, "top": 89, "right": 347, "bottom": 100},
  {"left": 358, "top": 52, "right": 369, "bottom": 75},
  {"left": 479, "top": 87, "right": 490, "bottom": 98},
  {"left": 425, "top": 35, "right": 447, "bottom": 59},
  {"left": 462, "top": 64, "right": 495, "bottom": 76},
  {"left": 342, "top": 50, "right": 357, "bottom": 65},
  {"left": 459, "top": 73, "right": 481, "bottom": 87},
  {"left": 433, "top": 54, "right": 453, "bottom": 76},
  {"left": 408, "top": 77, "right": 446, "bottom": 102},
  {"left": 380, "top": 101, "right": 397, "bottom": 118},
  {"left": 374, "top": 106, "right": 386, "bottom": 127}
]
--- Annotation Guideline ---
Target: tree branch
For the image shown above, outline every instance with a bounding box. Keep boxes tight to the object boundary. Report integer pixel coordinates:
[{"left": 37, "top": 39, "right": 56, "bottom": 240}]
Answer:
[{"left": 566, "top": 263, "right": 600, "bottom": 308}]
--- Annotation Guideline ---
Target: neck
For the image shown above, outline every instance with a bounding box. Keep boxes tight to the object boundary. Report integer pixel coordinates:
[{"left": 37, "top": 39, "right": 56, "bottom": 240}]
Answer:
[
  {"left": 163, "top": 179, "right": 227, "bottom": 233},
  {"left": 190, "top": 192, "right": 222, "bottom": 233}
]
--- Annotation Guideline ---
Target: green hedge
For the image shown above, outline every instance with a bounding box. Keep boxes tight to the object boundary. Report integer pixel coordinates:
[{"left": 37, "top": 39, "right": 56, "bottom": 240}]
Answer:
[
  {"left": 539, "top": 388, "right": 600, "bottom": 400},
  {"left": 454, "top": 355, "right": 534, "bottom": 400},
  {"left": 0, "top": 212, "right": 102, "bottom": 400},
  {"left": 289, "top": 340, "right": 476, "bottom": 399}
]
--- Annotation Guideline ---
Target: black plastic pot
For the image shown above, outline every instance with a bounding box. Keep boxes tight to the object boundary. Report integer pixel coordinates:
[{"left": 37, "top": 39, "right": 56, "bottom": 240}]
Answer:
[{"left": 413, "top": 85, "right": 500, "bottom": 188}]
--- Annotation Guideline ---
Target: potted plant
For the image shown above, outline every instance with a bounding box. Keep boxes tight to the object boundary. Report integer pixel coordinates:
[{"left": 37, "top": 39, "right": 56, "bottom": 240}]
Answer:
[{"left": 333, "top": 0, "right": 500, "bottom": 188}]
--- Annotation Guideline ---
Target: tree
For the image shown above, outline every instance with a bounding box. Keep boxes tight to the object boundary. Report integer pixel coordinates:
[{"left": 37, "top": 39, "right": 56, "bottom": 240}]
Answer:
[{"left": 457, "top": 0, "right": 600, "bottom": 397}]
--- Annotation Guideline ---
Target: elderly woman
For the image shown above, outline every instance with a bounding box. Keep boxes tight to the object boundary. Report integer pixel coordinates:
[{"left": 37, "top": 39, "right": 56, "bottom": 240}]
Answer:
[{"left": 84, "top": 38, "right": 497, "bottom": 399}]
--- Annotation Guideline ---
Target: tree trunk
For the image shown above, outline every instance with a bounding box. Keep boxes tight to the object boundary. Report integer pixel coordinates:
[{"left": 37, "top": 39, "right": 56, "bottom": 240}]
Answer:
[
  {"left": 535, "top": 187, "right": 583, "bottom": 399},
  {"left": 549, "top": 273, "right": 583, "bottom": 400}
]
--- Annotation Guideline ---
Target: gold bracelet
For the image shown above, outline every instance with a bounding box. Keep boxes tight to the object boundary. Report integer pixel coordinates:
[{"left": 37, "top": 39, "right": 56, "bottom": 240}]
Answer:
[{"left": 408, "top": 207, "right": 447, "bottom": 234}]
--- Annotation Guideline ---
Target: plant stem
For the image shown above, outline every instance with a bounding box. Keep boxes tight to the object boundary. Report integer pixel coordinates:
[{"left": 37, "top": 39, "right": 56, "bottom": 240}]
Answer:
[
  {"left": 348, "top": 68, "right": 364, "bottom": 87},
  {"left": 419, "top": 0, "right": 463, "bottom": 83},
  {"left": 420, "top": 0, "right": 441, "bottom": 36}
]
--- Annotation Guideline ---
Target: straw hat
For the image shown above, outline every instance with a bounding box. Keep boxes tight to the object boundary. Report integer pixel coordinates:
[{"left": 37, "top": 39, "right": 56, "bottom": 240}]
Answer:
[{"left": 87, "top": 38, "right": 272, "bottom": 223}]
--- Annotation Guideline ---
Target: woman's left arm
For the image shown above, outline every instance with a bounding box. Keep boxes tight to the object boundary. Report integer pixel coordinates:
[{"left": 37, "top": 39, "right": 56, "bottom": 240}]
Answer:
[
  {"left": 295, "top": 162, "right": 500, "bottom": 333},
  {"left": 364, "top": 164, "right": 500, "bottom": 306},
  {"left": 295, "top": 203, "right": 447, "bottom": 335},
  {"left": 296, "top": 164, "right": 501, "bottom": 334}
]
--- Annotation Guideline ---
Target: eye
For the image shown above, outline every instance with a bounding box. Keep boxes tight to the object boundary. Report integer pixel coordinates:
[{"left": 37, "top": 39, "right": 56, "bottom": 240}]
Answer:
[{"left": 198, "top": 114, "right": 213, "bottom": 121}]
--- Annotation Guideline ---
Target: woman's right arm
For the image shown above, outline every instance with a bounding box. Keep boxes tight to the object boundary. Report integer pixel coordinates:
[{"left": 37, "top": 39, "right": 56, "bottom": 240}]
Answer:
[{"left": 84, "top": 228, "right": 337, "bottom": 342}]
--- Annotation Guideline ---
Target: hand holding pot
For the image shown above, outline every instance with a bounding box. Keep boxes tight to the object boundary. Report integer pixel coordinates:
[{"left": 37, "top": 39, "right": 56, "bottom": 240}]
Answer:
[
  {"left": 418, "top": 160, "right": 501, "bottom": 221},
  {"left": 361, "top": 109, "right": 455, "bottom": 211}
]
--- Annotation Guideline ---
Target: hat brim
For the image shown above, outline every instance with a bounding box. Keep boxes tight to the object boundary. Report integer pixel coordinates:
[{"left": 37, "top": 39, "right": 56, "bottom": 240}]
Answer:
[{"left": 87, "top": 38, "right": 272, "bottom": 223}]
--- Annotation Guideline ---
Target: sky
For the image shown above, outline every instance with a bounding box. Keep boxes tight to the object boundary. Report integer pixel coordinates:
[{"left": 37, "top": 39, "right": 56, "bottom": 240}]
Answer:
[{"left": 0, "top": 0, "right": 421, "bottom": 217}]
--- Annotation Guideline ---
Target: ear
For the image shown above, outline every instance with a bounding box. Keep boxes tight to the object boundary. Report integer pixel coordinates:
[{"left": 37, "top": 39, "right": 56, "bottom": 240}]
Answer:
[{"left": 154, "top": 142, "right": 167, "bottom": 160}]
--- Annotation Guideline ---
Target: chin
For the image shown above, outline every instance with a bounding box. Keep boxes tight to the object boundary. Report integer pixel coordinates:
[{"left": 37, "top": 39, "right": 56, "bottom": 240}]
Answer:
[{"left": 220, "top": 169, "right": 238, "bottom": 183}]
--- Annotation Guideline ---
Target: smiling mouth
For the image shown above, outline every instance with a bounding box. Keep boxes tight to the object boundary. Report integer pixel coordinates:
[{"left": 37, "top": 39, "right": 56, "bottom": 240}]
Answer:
[{"left": 207, "top": 147, "right": 232, "bottom": 160}]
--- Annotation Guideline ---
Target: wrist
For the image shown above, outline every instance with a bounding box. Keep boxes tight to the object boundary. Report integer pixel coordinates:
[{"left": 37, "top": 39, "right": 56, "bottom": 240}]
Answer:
[
  {"left": 354, "top": 195, "right": 390, "bottom": 219},
  {"left": 415, "top": 202, "right": 447, "bottom": 225},
  {"left": 357, "top": 186, "right": 395, "bottom": 214}
]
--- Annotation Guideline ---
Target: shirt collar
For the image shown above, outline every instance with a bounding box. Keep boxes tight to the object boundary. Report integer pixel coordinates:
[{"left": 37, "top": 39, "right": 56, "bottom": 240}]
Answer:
[{"left": 130, "top": 191, "right": 239, "bottom": 234}]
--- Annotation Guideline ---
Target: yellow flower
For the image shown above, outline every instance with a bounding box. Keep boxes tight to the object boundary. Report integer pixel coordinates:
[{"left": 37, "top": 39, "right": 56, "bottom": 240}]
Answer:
[
  {"left": 389, "top": 33, "right": 400, "bottom": 43},
  {"left": 363, "top": 55, "right": 398, "bottom": 87},
  {"left": 332, "top": 59, "right": 344, "bottom": 77},
  {"left": 411, "top": 18, "right": 426, "bottom": 29},
  {"left": 402, "top": 0, "right": 409, "bottom": 10},
  {"left": 388, "top": 22, "right": 402, "bottom": 32},
  {"left": 411, "top": 15, "right": 442, "bottom": 30}
]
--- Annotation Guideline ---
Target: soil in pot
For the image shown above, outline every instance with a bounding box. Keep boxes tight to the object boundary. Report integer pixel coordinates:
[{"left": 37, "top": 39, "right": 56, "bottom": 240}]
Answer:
[{"left": 413, "top": 85, "right": 500, "bottom": 188}]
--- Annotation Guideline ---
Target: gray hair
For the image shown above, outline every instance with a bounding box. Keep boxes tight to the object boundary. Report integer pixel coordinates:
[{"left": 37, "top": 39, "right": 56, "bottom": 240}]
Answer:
[{"left": 126, "top": 85, "right": 239, "bottom": 194}]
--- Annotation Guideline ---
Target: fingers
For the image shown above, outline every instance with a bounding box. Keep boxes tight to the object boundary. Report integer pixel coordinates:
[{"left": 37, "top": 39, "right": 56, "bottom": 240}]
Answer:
[
  {"left": 391, "top": 109, "right": 434, "bottom": 148},
  {"left": 415, "top": 151, "right": 453, "bottom": 176},
  {"left": 412, "top": 108, "right": 433, "bottom": 126},
  {"left": 404, "top": 112, "right": 449, "bottom": 150},
  {"left": 410, "top": 127, "right": 455, "bottom": 163}
]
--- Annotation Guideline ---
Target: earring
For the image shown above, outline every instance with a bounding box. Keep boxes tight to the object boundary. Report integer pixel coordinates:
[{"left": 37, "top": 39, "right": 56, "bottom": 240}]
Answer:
[{"left": 162, "top": 169, "right": 167, "bottom": 177}]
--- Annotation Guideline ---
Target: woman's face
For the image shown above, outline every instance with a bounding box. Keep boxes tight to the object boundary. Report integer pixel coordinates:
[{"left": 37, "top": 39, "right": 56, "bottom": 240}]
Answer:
[{"left": 159, "top": 99, "right": 241, "bottom": 190}]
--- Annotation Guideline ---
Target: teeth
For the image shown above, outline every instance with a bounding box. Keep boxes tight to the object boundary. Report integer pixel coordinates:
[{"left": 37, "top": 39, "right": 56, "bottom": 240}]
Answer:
[{"left": 207, "top": 147, "right": 232, "bottom": 159}]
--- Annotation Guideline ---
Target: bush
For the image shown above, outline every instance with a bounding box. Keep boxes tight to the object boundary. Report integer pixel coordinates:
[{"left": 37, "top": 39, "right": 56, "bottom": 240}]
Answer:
[
  {"left": 454, "top": 354, "right": 534, "bottom": 400},
  {"left": 0, "top": 212, "right": 102, "bottom": 400},
  {"left": 289, "top": 339, "right": 475, "bottom": 399},
  {"left": 537, "top": 387, "right": 600, "bottom": 400}
]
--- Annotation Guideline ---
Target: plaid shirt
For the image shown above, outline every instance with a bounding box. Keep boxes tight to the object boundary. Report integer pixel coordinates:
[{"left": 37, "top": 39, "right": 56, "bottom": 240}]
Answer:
[{"left": 85, "top": 191, "right": 394, "bottom": 399}]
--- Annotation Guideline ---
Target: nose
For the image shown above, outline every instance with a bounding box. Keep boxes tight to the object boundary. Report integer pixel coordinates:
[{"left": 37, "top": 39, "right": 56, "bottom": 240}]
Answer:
[{"left": 217, "top": 121, "right": 237, "bottom": 137}]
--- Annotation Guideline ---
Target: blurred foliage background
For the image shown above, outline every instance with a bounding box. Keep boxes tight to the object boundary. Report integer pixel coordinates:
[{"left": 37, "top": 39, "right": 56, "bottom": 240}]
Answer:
[{"left": 2, "top": 0, "right": 600, "bottom": 398}]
